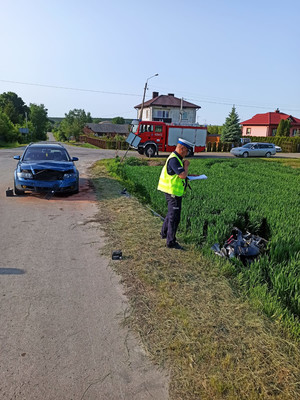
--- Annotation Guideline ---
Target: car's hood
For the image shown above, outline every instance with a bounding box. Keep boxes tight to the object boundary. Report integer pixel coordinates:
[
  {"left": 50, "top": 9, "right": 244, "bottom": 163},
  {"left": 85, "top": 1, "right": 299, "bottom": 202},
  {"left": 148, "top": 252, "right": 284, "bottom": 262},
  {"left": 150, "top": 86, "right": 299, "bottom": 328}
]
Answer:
[
  {"left": 20, "top": 161, "right": 75, "bottom": 171},
  {"left": 231, "top": 147, "right": 244, "bottom": 151}
]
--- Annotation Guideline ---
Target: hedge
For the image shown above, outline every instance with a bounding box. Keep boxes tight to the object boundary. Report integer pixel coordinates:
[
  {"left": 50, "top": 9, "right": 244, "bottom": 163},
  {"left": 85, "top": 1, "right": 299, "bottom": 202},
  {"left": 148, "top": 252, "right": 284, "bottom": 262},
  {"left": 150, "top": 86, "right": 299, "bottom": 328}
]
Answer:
[
  {"left": 205, "top": 137, "right": 300, "bottom": 152},
  {"left": 241, "top": 136, "right": 300, "bottom": 152}
]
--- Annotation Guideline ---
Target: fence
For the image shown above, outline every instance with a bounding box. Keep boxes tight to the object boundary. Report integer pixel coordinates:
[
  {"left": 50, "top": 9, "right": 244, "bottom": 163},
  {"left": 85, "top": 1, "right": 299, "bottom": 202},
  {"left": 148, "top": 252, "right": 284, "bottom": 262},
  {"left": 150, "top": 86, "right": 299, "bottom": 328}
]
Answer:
[{"left": 79, "top": 135, "right": 128, "bottom": 150}]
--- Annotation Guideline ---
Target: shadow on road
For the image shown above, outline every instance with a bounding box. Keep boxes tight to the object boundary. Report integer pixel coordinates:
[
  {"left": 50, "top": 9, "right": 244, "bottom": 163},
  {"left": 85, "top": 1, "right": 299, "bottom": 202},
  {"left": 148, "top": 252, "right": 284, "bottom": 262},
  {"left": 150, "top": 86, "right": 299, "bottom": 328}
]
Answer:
[{"left": 9, "top": 177, "right": 97, "bottom": 202}]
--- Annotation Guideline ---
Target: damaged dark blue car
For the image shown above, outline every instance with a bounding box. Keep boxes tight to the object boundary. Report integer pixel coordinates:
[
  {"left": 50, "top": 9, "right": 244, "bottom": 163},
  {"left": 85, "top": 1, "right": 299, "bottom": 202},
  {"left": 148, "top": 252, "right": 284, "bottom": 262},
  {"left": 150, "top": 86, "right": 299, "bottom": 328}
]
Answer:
[{"left": 13, "top": 143, "right": 79, "bottom": 196}]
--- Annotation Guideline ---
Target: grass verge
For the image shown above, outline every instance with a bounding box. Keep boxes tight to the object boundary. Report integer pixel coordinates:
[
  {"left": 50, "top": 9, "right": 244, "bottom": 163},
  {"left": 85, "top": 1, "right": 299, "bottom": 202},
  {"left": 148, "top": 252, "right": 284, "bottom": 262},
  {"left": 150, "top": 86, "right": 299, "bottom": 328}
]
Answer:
[
  {"left": 0, "top": 141, "right": 27, "bottom": 148},
  {"left": 67, "top": 141, "right": 100, "bottom": 149},
  {"left": 90, "top": 160, "right": 300, "bottom": 400}
]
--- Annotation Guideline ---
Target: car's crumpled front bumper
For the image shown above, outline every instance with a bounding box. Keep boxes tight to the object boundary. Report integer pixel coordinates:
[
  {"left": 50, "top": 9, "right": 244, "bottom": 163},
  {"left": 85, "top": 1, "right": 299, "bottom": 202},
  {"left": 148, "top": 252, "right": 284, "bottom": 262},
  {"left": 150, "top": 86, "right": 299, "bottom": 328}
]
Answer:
[{"left": 15, "top": 176, "right": 78, "bottom": 192}]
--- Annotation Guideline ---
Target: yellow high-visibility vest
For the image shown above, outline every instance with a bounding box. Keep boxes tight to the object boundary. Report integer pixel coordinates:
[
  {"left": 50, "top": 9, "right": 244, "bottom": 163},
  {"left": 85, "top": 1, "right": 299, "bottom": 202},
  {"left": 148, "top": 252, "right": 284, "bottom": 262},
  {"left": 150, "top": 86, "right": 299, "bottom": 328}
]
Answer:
[{"left": 157, "top": 153, "right": 185, "bottom": 196}]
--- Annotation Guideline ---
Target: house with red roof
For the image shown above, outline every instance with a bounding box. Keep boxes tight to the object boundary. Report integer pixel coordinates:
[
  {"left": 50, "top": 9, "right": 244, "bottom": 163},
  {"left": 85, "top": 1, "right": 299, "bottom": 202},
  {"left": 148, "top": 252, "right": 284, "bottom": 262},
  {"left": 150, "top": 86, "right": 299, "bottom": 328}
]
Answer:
[
  {"left": 241, "top": 109, "right": 300, "bottom": 137},
  {"left": 134, "top": 92, "right": 200, "bottom": 124}
]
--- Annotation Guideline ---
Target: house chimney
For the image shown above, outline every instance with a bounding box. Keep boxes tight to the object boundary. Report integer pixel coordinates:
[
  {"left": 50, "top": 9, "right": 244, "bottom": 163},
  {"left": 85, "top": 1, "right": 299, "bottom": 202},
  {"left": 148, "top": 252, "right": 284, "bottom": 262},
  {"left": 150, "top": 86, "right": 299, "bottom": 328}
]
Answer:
[
  {"left": 168, "top": 93, "right": 174, "bottom": 97},
  {"left": 275, "top": 108, "right": 280, "bottom": 113},
  {"left": 152, "top": 91, "right": 159, "bottom": 99}
]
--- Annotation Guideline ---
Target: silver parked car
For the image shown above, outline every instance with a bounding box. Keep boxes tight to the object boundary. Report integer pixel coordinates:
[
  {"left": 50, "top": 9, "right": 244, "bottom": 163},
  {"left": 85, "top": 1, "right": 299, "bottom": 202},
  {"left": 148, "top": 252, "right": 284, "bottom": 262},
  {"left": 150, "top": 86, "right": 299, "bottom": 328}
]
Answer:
[{"left": 230, "top": 142, "right": 276, "bottom": 158}]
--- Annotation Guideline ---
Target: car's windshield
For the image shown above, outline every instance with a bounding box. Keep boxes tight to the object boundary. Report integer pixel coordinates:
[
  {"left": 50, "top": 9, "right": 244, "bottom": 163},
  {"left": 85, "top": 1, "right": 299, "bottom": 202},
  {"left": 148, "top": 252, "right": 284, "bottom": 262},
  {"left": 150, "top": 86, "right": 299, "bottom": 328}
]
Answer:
[
  {"left": 242, "top": 143, "right": 253, "bottom": 148},
  {"left": 23, "top": 148, "right": 70, "bottom": 162}
]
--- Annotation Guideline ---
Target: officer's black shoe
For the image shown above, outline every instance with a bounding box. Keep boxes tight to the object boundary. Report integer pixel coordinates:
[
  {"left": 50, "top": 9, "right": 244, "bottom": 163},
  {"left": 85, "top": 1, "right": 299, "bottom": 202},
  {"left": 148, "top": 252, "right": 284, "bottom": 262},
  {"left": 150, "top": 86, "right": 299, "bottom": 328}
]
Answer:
[{"left": 167, "top": 242, "right": 184, "bottom": 250}]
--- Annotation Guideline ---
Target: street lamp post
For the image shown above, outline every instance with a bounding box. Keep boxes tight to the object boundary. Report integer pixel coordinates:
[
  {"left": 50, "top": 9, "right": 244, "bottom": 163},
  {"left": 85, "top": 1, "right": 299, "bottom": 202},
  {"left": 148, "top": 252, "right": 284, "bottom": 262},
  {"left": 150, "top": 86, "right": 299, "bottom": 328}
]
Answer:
[{"left": 139, "top": 73, "right": 158, "bottom": 121}]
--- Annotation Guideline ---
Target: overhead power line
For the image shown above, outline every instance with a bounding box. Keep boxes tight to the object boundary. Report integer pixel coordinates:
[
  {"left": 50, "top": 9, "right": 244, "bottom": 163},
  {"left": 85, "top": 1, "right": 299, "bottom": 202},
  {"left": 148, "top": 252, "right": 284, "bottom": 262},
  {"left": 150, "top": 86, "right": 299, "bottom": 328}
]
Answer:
[
  {"left": 1, "top": 79, "right": 300, "bottom": 112},
  {"left": 150, "top": 84, "right": 300, "bottom": 112},
  {"left": 0, "top": 79, "right": 141, "bottom": 97},
  {"left": 184, "top": 96, "right": 300, "bottom": 112}
]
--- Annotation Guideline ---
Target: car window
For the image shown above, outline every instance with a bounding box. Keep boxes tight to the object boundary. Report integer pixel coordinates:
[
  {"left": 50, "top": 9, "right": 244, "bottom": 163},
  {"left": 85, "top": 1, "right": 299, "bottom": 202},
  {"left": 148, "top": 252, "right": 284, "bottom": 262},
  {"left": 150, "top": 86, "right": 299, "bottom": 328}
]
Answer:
[
  {"left": 242, "top": 143, "right": 252, "bottom": 148},
  {"left": 23, "top": 149, "right": 44, "bottom": 161},
  {"left": 23, "top": 148, "right": 70, "bottom": 161}
]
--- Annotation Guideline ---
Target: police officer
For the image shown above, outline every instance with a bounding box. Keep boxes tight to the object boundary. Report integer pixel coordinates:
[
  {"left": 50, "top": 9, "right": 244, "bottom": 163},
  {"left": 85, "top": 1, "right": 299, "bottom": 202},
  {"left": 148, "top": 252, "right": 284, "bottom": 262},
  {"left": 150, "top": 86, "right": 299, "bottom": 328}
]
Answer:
[{"left": 157, "top": 138, "right": 194, "bottom": 249}]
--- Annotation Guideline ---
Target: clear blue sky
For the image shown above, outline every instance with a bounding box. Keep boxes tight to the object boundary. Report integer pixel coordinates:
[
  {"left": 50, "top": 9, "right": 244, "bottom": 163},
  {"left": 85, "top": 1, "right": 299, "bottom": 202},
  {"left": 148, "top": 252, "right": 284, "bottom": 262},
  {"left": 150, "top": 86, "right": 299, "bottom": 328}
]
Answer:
[{"left": 0, "top": 0, "right": 299, "bottom": 125}]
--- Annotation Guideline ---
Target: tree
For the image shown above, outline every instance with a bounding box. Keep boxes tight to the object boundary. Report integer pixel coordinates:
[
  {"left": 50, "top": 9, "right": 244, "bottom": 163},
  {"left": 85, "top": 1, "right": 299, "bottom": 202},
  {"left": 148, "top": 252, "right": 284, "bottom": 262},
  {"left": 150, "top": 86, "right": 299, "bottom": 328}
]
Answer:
[
  {"left": 0, "top": 92, "right": 29, "bottom": 124},
  {"left": 221, "top": 106, "right": 241, "bottom": 143},
  {"left": 276, "top": 119, "right": 285, "bottom": 136},
  {"left": 29, "top": 103, "right": 49, "bottom": 141},
  {"left": 276, "top": 119, "right": 291, "bottom": 137},
  {"left": 111, "top": 116, "right": 125, "bottom": 124},
  {"left": 58, "top": 109, "right": 93, "bottom": 141},
  {"left": 283, "top": 119, "right": 291, "bottom": 137},
  {"left": 207, "top": 125, "right": 222, "bottom": 135},
  {"left": 0, "top": 111, "right": 19, "bottom": 142}
]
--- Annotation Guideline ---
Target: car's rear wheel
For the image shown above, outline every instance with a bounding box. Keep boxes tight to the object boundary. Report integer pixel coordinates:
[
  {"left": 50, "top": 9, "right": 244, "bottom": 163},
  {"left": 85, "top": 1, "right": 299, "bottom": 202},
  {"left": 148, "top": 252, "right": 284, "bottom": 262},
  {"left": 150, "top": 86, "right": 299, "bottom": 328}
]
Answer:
[
  {"left": 242, "top": 152, "right": 249, "bottom": 158},
  {"left": 265, "top": 152, "right": 271, "bottom": 158},
  {"left": 14, "top": 183, "right": 24, "bottom": 195}
]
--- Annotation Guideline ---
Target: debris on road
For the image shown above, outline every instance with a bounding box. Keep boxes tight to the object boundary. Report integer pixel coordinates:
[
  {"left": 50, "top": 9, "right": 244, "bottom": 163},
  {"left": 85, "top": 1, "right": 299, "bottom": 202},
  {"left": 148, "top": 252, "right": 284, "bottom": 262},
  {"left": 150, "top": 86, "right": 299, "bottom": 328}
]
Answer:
[
  {"left": 112, "top": 250, "right": 122, "bottom": 260},
  {"left": 6, "top": 187, "right": 14, "bottom": 197}
]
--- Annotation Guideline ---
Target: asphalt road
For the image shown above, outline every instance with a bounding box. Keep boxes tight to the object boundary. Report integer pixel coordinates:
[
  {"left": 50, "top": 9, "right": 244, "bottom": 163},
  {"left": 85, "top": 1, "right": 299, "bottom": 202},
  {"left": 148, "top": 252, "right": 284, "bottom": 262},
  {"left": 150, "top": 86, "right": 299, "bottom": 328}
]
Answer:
[{"left": 0, "top": 141, "right": 168, "bottom": 400}]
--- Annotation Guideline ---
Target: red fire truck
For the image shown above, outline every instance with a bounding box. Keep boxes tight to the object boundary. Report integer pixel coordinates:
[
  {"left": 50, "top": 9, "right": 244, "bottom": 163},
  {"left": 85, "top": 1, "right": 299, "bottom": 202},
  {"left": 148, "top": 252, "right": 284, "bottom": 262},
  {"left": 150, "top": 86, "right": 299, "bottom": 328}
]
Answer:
[{"left": 127, "top": 120, "right": 207, "bottom": 157}]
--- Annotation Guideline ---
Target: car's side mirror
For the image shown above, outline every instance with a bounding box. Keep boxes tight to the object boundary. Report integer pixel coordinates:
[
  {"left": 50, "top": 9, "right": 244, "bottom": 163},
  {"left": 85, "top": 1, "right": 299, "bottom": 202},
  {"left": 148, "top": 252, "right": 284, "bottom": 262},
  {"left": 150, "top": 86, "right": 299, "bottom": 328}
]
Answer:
[
  {"left": 72, "top": 157, "right": 79, "bottom": 161},
  {"left": 14, "top": 155, "right": 20, "bottom": 160}
]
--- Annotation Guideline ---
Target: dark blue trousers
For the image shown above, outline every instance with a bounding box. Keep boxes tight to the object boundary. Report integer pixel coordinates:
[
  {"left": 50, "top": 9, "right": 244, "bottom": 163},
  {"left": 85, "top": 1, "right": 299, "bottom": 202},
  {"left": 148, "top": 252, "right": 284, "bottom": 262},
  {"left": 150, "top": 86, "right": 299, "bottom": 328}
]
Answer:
[{"left": 161, "top": 193, "right": 182, "bottom": 246}]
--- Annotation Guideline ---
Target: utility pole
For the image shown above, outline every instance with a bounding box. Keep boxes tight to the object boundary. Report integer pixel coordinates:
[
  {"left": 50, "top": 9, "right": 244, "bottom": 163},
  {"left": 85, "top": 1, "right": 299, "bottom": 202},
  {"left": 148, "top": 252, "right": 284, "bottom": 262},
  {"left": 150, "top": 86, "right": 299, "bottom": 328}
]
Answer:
[
  {"left": 139, "top": 74, "right": 158, "bottom": 121},
  {"left": 179, "top": 97, "right": 183, "bottom": 123},
  {"left": 24, "top": 111, "right": 30, "bottom": 141}
]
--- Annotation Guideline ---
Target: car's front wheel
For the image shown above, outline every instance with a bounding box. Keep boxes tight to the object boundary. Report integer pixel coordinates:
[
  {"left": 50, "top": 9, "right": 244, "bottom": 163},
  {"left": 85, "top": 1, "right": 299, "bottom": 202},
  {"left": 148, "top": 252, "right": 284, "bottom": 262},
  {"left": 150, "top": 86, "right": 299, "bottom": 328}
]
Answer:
[
  {"left": 71, "top": 182, "right": 79, "bottom": 195},
  {"left": 14, "top": 183, "right": 24, "bottom": 195},
  {"left": 265, "top": 152, "right": 271, "bottom": 158},
  {"left": 242, "top": 152, "right": 249, "bottom": 158}
]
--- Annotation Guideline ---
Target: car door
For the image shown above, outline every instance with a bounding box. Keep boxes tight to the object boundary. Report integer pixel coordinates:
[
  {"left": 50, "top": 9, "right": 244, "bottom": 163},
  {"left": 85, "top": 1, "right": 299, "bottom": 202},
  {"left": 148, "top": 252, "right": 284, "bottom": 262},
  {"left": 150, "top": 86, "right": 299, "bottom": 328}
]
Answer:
[
  {"left": 257, "top": 144, "right": 267, "bottom": 156},
  {"left": 249, "top": 143, "right": 259, "bottom": 156}
]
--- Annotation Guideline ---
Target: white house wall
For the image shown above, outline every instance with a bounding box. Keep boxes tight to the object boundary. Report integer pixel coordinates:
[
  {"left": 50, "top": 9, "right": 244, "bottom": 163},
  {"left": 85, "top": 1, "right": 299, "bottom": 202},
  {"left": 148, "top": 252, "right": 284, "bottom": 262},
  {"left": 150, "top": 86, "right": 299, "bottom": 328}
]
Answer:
[{"left": 139, "top": 107, "right": 197, "bottom": 124}]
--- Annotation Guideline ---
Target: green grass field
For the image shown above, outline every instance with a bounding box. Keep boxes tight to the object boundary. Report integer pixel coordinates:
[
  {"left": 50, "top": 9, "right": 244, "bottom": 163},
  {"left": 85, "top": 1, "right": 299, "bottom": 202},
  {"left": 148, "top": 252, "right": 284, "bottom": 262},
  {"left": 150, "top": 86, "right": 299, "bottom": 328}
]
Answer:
[{"left": 108, "top": 157, "right": 300, "bottom": 337}]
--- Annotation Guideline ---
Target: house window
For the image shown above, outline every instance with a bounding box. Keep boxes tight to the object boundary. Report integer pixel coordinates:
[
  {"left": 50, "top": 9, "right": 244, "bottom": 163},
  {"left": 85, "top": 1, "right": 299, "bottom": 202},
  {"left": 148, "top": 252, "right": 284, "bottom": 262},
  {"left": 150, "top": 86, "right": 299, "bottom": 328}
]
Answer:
[
  {"left": 153, "top": 110, "right": 169, "bottom": 118},
  {"left": 182, "top": 112, "right": 188, "bottom": 120},
  {"left": 246, "top": 128, "right": 251, "bottom": 135}
]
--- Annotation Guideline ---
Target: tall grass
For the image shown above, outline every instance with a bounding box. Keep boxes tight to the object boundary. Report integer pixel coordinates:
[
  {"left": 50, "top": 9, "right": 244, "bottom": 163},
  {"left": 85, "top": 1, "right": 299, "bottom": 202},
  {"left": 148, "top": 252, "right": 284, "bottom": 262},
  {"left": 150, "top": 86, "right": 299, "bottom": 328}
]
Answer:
[{"left": 107, "top": 157, "right": 300, "bottom": 337}]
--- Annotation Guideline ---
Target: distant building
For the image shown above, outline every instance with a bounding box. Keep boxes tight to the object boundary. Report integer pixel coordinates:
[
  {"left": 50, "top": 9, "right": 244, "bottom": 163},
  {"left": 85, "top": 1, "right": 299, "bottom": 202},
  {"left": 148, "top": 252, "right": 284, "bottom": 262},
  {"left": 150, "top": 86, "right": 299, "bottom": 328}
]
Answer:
[
  {"left": 241, "top": 109, "right": 300, "bottom": 137},
  {"left": 83, "top": 122, "right": 129, "bottom": 137},
  {"left": 134, "top": 92, "right": 200, "bottom": 124}
]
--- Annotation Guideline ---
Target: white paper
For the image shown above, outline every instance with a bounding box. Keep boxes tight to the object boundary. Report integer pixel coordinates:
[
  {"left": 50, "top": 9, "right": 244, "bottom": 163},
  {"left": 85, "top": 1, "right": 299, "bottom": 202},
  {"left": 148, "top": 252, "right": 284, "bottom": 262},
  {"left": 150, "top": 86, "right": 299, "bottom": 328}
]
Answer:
[{"left": 187, "top": 174, "right": 208, "bottom": 181}]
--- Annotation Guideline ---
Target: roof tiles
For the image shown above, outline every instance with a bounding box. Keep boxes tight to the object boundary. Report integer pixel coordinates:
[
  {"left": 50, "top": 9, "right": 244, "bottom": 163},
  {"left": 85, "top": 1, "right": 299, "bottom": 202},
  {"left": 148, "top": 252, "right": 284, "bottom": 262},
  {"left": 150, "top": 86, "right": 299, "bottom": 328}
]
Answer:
[
  {"left": 135, "top": 94, "right": 200, "bottom": 109},
  {"left": 241, "top": 111, "right": 300, "bottom": 126}
]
